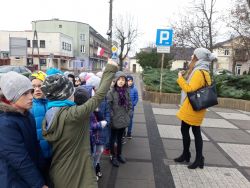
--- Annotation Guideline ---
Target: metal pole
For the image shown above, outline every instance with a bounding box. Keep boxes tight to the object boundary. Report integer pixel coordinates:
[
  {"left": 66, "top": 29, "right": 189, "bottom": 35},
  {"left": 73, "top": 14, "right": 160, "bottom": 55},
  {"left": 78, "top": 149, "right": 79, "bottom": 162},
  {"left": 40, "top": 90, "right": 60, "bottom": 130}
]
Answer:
[{"left": 159, "top": 53, "right": 165, "bottom": 104}]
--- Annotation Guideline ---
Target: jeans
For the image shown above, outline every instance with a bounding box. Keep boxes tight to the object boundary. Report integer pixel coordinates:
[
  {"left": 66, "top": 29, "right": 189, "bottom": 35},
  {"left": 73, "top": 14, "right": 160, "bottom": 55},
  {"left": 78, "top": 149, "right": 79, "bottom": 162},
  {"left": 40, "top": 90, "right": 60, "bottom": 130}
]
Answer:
[{"left": 127, "top": 111, "right": 134, "bottom": 135}]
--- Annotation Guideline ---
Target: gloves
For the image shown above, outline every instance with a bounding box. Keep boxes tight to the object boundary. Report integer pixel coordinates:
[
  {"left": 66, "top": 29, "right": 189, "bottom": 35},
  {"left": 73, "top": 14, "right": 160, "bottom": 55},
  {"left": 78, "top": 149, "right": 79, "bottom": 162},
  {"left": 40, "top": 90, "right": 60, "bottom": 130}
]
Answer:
[{"left": 100, "top": 120, "right": 107, "bottom": 128}]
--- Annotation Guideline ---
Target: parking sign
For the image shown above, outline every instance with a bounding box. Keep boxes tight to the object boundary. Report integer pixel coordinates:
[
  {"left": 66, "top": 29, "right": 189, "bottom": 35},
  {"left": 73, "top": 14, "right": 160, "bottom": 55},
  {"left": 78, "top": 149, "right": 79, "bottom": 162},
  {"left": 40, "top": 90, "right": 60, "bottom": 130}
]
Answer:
[{"left": 156, "top": 29, "right": 173, "bottom": 46}]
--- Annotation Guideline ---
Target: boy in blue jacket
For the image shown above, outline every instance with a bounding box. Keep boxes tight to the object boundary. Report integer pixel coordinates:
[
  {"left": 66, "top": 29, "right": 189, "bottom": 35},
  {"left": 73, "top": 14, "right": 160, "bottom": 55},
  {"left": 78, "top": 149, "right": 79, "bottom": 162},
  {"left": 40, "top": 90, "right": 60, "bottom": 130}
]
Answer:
[{"left": 126, "top": 75, "right": 139, "bottom": 138}]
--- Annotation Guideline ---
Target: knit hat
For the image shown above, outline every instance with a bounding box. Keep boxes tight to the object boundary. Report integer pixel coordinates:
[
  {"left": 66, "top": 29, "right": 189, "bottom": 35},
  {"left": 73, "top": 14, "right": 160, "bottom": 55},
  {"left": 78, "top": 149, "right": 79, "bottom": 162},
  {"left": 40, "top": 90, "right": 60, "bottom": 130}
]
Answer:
[
  {"left": 86, "top": 75, "right": 101, "bottom": 90},
  {"left": 0, "top": 71, "right": 33, "bottom": 102},
  {"left": 126, "top": 75, "right": 133, "bottom": 81},
  {"left": 74, "top": 86, "right": 90, "bottom": 105},
  {"left": 114, "top": 71, "right": 127, "bottom": 82},
  {"left": 46, "top": 68, "right": 63, "bottom": 76},
  {"left": 193, "top": 48, "right": 216, "bottom": 61},
  {"left": 30, "top": 71, "right": 47, "bottom": 82},
  {"left": 41, "top": 74, "right": 74, "bottom": 101}
]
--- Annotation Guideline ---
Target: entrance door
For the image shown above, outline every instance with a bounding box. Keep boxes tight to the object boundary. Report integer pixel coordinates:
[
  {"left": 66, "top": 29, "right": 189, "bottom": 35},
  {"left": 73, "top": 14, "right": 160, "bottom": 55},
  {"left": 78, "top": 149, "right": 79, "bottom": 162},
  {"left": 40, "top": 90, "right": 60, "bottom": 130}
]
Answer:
[{"left": 133, "top": 64, "right": 136, "bottom": 73}]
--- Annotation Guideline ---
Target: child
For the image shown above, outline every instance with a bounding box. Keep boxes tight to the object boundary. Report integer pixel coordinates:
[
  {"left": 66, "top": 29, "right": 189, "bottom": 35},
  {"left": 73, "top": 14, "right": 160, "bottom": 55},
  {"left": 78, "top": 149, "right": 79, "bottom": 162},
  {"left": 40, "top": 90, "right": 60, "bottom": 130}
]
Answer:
[
  {"left": 107, "top": 71, "right": 132, "bottom": 167},
  {"left": 126, "top": 75, "right": 139, "bottom": 138}
]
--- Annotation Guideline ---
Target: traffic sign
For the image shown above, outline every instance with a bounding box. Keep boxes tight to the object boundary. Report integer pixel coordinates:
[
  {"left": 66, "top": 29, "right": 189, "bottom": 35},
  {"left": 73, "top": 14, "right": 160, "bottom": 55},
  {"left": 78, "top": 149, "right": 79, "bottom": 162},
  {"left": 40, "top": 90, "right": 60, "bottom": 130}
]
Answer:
[
  {"left": 156, "top": 29, "right": 173, "bottom": 46},
  {"left": 157, "top": 46, "right": 170, "bottom": 53}
]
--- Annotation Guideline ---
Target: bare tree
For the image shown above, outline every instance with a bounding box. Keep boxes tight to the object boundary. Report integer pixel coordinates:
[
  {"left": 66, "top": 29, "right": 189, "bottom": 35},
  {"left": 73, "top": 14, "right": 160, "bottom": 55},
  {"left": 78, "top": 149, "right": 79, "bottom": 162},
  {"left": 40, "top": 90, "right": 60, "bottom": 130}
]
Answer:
[{"left": 113, "top": 15, "right": 138, "bottom": 71}]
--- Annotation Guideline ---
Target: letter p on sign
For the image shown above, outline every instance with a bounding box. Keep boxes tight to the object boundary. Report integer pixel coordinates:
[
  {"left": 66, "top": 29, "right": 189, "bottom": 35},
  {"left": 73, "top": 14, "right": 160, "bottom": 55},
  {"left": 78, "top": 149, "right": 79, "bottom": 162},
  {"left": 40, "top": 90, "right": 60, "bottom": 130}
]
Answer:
[{"left": 156, "top": 29, "right": 173, "bottom": 46}]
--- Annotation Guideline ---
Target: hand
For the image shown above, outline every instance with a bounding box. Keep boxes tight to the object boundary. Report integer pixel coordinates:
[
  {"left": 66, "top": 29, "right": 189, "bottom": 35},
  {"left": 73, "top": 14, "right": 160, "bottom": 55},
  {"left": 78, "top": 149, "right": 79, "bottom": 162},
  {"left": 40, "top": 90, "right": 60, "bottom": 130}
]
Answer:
[
  {"left": 178, "top": 70, "right": 185, "bottom": 78},
  {"left": 100, "top": 120, "right": 107, "bottom": 128},
  {"left": 107, "top": 58, "right": 119, "bottom": 68}
]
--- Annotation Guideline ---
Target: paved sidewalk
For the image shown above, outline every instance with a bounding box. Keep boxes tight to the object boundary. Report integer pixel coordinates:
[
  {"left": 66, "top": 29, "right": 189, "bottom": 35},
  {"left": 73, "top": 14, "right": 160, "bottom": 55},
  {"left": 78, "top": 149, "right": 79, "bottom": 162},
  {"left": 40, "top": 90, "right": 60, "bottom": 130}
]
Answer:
[{"left": 98, "top": 73, "right": 250, "bottom": 188}]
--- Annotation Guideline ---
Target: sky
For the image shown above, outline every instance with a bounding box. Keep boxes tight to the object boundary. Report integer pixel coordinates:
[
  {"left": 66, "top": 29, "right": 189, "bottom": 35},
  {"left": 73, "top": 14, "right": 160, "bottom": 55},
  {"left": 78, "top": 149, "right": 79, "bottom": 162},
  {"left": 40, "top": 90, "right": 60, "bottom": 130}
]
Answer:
[{"left": 0, "top": 0, "right": 233, "bottom": 55}]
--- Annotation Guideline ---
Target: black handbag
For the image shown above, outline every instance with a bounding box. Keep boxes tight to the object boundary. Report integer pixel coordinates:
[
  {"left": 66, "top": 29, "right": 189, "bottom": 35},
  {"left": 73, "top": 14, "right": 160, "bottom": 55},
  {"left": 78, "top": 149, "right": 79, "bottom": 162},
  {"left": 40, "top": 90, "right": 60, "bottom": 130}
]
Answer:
[{"left": 187, "top": 70, "right": 218, "bottom": 111}]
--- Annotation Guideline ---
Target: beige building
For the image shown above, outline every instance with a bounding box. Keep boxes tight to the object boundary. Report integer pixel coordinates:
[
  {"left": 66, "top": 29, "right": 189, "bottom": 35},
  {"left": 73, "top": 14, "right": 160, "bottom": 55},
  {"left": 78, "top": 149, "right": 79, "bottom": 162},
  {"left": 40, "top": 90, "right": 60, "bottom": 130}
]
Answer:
[
  {"left": 0, "top": 30, "right": 74, "bottom": 71},
  {"left": 129, "top": 57, "right": 143, "bottom": 73},
  {"left": 214, "top": 37, "right": 250, "bottom": 75}
]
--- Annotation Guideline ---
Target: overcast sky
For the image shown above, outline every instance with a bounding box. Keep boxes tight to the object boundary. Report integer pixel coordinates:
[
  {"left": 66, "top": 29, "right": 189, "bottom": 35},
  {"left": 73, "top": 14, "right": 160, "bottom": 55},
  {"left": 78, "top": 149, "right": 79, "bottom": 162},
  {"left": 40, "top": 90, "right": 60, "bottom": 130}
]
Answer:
[{"left": 0, "top": 0, "right": 233, "bottom": 54}]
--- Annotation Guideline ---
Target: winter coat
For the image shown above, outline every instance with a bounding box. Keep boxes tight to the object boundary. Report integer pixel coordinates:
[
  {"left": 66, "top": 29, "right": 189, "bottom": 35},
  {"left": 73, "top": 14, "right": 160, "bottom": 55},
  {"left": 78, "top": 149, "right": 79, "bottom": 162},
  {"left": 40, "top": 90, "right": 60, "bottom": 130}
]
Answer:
[
  {"left": 107, "top": 87, "right": 132, "bottom": 129},
  {"left": 0, "top": 101, "right": 45, "bottom": 188},
  {"left": 30, "top": 98, "right": 51, "bottom": 159},
  {"left": 90, "top": 113, "right": 105, "bottom": 146},
  {"left": 42, "top": 64, "right": 117, "bottom": 188},
  {"left": 176, "top": 70, "right": 211, "bottom": 126},
  {"left": 129, "top": 83, "right": 139, "bottom": 109}
]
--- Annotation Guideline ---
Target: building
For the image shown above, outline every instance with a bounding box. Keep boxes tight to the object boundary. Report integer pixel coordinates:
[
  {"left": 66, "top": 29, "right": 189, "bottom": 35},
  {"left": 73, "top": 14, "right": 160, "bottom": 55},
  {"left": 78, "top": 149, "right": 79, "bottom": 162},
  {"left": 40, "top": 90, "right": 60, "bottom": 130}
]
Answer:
[
  {"left": 170, "top": 47, "right": 194, "bottom": 70},
  {"left": 32, "top": 19, "right": 110, "bottom": 71},
  {"left": 129, "top": 57, "right": 143, "bottom": 73},
  {"left": 213, "top": 36, "right": 250, "bottom": 75},
  {"left": 0, "top": 30, "right": 73, "bottom": 71}
]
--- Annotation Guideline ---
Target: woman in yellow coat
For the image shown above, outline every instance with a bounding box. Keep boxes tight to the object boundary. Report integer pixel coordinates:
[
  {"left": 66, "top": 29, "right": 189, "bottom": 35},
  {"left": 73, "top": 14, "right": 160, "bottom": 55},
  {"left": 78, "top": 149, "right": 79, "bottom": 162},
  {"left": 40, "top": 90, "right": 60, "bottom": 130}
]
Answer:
[{"left": 175, "top": 47, "right": 216, "bottom": 169}]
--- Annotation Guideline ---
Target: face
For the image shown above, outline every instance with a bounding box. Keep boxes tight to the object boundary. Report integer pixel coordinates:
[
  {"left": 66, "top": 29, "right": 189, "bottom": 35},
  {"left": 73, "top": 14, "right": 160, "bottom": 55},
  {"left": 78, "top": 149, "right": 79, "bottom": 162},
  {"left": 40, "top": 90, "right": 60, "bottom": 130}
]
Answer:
[
  {"left": 116, "top": 77, "right": 126, "bottom": 87},
  {"left": 128, "top": 80, "right": 133, "bottom": 87},
  {"left": 32, "top": 79, "right": 45, "bottom": 99},
  {"left": 13, "top": 89, "right": 34, "bottom": 112},
  {"left": 75, "top": 77, "right": 81, "bottom": 86},
  {"left": 68, "top": 77, "right": 74, "bottom": 83}
]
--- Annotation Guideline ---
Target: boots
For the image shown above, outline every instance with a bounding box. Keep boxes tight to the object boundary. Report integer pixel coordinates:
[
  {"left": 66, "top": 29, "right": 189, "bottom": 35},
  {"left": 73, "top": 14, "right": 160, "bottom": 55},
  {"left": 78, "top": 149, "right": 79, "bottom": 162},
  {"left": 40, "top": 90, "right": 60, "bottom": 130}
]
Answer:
[
  {"left": 110, "top": 156, "right": 119, "bottom": 167},
  {"left": 95, "top": 163, "right": 102, "bottom": 178},
  {"left": 188, "top": 156, "right": 204, "bottom": 169},
  {"left": 174, "top": 151, "right": 191, "bottom": 163}
]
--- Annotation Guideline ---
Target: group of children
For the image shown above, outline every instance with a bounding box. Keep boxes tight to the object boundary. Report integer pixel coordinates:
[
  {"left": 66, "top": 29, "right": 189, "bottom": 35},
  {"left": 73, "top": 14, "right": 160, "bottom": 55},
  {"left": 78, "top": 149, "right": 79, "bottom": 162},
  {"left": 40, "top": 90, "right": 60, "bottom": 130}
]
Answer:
[{"left": 0, "top": 60, "right": 139, "bottom": 187}]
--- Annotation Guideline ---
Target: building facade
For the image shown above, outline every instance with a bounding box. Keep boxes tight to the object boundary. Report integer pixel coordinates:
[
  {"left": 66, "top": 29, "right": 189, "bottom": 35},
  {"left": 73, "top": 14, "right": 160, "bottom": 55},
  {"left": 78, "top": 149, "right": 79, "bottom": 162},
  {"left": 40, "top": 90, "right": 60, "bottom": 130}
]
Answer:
[
  {"left": 0, "top": 30, "right": 73, "bottom": 71},
  {"left": 32, "top": 19, "right": 110, "bottom": 71}
]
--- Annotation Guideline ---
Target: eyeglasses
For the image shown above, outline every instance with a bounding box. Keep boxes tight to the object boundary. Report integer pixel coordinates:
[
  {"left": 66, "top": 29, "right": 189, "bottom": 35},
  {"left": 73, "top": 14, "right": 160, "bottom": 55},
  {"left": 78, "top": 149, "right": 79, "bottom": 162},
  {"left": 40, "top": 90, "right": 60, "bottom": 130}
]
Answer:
[{"left": 32, "top": 85, "right": 42, "bottom": 89}]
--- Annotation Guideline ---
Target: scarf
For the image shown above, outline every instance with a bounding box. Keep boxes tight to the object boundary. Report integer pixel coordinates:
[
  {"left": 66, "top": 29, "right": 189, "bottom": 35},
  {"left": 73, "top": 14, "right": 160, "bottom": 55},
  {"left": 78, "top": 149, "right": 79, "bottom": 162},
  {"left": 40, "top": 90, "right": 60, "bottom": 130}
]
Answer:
[
  {"left": 115, "top": 86, "right": 128, "bottom": 109},
  {"left": 180, "top": 59, "right": 210, "bottom": 105},
  {"left": 47, "top": 99, "right": 76, "bottom": 109}
]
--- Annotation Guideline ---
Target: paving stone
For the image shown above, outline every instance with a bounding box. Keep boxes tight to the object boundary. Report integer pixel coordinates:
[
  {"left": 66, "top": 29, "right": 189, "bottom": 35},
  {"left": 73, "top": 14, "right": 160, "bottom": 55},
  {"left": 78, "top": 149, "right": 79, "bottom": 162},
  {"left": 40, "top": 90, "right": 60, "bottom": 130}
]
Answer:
[
  {"left": 210, "top": 107, "right": 239, "bottom": 113},
  {"left": 162, "top": 139, "right": 232, "bottom": 166},
  {"left": 134, "top": 107, "right": 144, "bottom": 114},
  {"left": 247, "top": 130, "right": 250, "bottom": 134},
  {"left": 117, "top": 162, "right": 154, "bottom": 181},
  {"left": 216, "top": 112, "right": 250, "bottom": 120},
  {"left": 219, "top": 143, "right": 250, "bottom": 167},
  {"left": 205, "top": 111, "right": 223, "bottom": 119},
  {"left": 153, "top": 108, "right": 179, "bottom": 116},
  {"left": 154, "top": 114, "right": 181, "bottom": 126},
  {"left": 169, "top": 165, "right": 250, "bottom": 188},
  {"left": 244, "top": 169, "right": 250, "bottom": 179},
  {"left": 203, "top": 128, "right": 250, "bottom": 144},
  {"left": 238, "top": 110, "right": 250, "bottom": 115},
  {"left": 115, "top": 179, "right": 155, "bottom": 188},
  {"left": 228, "top": 119, "right": 250, "bottom": 130},
  {"left": 133, "top": 123, "right": 148, "bottom": 137},
  {"left": 98, "top": 160, "right": 113, "bottom": 188},
  {"left": 157, "top": 124, "right": 209, "bottom": 141},
  {"left": 151, "top": 103, "right": 179, "bottom": 109},
  {"left": 201, "top": 118, "right": 238, "bottom": 129},
  {"left": 123, "top": 137, "right": 151, "bottom": 160},
  {"left": 133, "top": 114, "right": 146, "bottom": 123}
]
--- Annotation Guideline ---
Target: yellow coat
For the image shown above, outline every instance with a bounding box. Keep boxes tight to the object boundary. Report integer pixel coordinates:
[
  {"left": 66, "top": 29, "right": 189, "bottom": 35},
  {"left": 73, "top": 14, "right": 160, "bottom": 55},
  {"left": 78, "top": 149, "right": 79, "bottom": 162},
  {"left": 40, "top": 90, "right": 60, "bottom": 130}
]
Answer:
[{"left": 176, "top": 70, "right": 211, "bottom": 126}]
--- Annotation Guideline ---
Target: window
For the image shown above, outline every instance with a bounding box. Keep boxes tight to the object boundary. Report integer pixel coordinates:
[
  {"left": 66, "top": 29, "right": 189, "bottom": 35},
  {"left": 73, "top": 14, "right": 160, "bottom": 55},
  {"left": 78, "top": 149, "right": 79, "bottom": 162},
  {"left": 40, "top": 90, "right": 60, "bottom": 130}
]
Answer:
[
  {"left": 236, "top": 64, "right": 242, "bottom": 75},
  {"left": 27, "top": 40, "right": 31, "bottom": 47},
  {"left": 59, "top": 24, "right": 62, "bottom": 28},
  {"left": 80, "top": 45, "right": 85, "bottom": 53},
  {"left": 40, "top": 40, "right": 45, "bottom": 48},
  {"left": 62, "top": 42, "right": 71, "bottom": 51},
  {"left": 40, "top": 59, "right": 46, "bottom": 66},
  {"left": 224, "top": 49, "right": 229, "bottom": 55},
  {"left": 32, "top": 40, "right": 38, "bottom": 48},
  {"left": 80, "top": 34, "right": 85, "bottom": 41}
]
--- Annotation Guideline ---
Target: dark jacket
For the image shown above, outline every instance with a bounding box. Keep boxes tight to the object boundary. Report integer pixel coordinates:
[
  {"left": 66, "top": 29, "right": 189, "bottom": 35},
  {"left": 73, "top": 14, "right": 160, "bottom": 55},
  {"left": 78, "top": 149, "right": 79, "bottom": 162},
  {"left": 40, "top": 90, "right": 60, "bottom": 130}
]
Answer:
[
  {"left": 0, "top": 101, "right": 45, "bottom": 188},
  {"left": 107, "top": 87, "right": 132, "bottom": 129},
  {"left": 30, "top": 98, "right": 51, "bottom": 159}
]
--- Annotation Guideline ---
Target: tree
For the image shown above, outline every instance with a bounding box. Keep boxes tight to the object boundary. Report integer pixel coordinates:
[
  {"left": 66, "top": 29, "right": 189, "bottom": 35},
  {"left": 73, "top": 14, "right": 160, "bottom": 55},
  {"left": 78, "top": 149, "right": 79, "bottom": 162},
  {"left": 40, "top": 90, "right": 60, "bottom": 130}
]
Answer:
[
  {"left": 136, "top": 49, "right": 173, "bottom": 69},
  {"left": 113, "top": 15, "right": 138, "bottom": 71}
]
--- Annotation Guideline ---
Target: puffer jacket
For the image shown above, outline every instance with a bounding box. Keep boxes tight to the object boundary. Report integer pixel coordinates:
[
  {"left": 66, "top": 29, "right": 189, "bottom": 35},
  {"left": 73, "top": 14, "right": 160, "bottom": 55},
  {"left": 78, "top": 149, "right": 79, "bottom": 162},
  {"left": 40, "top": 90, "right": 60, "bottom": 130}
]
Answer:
[
  {"left": 128, "top": 83, "right": 139, "bottom": 109},
  {"left": 0, "top": 100, "right": 45, "bottom": 188}
]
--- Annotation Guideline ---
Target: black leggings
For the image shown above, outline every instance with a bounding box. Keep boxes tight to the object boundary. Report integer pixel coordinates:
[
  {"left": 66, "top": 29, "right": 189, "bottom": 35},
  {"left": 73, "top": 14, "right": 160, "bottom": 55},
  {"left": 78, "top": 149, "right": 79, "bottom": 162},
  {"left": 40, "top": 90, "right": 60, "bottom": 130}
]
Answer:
[
  {"left": 181, "top": 121, "right": 203, "bottom": 159},
  {"left": 110, "top": 128, "right": 126, "bottom": 157}
]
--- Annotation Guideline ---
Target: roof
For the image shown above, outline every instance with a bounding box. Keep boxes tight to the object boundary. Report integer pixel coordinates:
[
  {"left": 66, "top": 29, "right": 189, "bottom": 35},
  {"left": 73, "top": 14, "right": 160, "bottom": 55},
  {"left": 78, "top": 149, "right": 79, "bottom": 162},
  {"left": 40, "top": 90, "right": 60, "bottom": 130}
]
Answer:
[{"left": 171, "top": 47, "right": 194, "bottom": 61}]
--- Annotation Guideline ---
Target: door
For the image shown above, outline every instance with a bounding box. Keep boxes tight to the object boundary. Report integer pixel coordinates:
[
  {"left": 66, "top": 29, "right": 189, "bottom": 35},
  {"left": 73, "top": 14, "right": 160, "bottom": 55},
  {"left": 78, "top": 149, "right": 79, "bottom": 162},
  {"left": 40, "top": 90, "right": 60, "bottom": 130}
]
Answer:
[{"left": 133, "top": 64, "right": 136, "bottom": 73}]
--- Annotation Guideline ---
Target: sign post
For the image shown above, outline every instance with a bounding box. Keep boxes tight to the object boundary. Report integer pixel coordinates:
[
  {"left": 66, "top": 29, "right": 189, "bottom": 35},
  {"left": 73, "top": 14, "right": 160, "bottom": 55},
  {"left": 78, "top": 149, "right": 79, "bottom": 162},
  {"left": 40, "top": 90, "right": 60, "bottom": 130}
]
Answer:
[{"left": 156, "top": 29, "right": 173, "bottom": 104}]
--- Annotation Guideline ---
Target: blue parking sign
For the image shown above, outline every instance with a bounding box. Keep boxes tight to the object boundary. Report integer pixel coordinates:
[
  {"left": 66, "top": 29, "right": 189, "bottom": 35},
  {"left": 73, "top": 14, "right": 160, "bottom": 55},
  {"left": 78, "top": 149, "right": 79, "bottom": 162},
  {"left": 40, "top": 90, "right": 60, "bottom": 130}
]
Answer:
[{"left": 156, "top": 29, "right": 173, "bottom": 46}]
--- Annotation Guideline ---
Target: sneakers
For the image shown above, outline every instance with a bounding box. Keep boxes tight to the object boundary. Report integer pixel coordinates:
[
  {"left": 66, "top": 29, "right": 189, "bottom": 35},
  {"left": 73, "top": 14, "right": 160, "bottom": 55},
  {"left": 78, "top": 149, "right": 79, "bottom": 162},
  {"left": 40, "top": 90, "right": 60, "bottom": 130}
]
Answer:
[
  {"left": 117, "top": 155, "right": 126, "bottom": 163},
  {"left": 126, "top": 133, "right": 132, "bottom": 139},
  {"left": 110, "top": 156, "right": 119, "bottom": 167},
  {"left": 122, "top": 138, "right": 126, "bottom": 144},
  {"left": 103, "top": 149, "right": 110, "bottom": 156}
]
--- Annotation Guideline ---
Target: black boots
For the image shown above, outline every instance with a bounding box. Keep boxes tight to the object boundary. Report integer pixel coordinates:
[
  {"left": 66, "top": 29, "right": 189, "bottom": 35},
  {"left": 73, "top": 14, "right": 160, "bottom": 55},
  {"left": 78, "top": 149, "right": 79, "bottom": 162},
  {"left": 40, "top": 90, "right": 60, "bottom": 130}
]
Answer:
[
  {"left": 174, "top": 152, "right": 191, "bottom": 163},
  {"left": 110, "top": 156, "right": 119, "bottom": 167},
  {"left": 188, "top": 156, "right": 204, "bottom": 169}
]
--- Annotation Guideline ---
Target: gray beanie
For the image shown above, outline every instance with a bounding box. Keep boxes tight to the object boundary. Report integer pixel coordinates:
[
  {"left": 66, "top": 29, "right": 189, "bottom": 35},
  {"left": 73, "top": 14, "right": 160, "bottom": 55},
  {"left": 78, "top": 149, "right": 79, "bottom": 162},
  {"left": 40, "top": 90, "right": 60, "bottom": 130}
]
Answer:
[
  {"left": 41, "top": 74, "right": 74, "bottom": 101},
  {"left": 0, "top": 71, "right": 33, "bottom": 102},
  {"left": 114, "top": 71, "right": 127, "bottom": 82},
  {"left": 194, "top": 48, "right": 216, "bottom": 61}
]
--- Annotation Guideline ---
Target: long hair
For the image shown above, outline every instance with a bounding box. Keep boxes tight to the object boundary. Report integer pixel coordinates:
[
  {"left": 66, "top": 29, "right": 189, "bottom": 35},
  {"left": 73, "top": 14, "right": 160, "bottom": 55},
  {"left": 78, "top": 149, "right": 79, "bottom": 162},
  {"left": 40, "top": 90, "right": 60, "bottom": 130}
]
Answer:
[{"left": 184, "top": 55, "right": 198, "bottom": 79}]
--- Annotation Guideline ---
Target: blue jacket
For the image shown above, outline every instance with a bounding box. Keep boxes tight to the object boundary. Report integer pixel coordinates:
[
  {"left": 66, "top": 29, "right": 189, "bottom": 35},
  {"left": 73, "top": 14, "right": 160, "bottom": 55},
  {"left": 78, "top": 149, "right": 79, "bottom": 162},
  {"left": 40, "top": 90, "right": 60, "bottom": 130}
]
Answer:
[
  {"left": 129, "top": 83, "right": 139, "bottom": 109},
  {"left": 0, "top": 102, "right": 45, "bottom": 188},
  {"left": 30, "top": 98, "right": 51, "bottom": 159}
]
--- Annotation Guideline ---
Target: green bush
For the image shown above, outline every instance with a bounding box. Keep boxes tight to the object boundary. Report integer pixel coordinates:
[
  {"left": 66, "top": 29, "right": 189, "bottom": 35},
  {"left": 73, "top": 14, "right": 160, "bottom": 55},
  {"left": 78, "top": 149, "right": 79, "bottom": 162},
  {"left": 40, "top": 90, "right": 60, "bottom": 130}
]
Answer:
[{"left": 143, "top": 68, "right": 250, "bottom": 100}]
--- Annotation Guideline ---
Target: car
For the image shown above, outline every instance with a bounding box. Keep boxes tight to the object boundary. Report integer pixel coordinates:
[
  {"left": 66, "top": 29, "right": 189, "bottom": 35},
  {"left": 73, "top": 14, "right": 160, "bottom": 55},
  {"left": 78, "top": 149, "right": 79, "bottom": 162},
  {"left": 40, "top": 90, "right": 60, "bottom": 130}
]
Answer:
[
  {"left": 214, "top": 69, "right": 233, "bottom": 75},
  {"left": 0, "top": 65, "right": 32, "bottom": 79}
]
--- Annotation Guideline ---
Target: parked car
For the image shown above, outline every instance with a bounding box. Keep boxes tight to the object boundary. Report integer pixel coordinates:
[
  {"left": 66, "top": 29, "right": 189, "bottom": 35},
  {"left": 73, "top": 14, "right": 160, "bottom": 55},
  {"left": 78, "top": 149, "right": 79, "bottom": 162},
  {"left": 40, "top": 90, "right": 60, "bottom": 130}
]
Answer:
[
  {"left": 214, "top": 69, "right": 233, "bottom": 76},
  {"left": 0, "top": 65, "right": 32, "bottom": 79}
]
